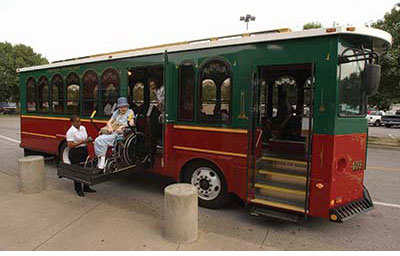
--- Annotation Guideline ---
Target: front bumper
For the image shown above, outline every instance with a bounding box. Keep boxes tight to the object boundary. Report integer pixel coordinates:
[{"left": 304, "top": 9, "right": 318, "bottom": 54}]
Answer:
[{"left": 329, "top": 186, "right": 374, "bottom": 222}]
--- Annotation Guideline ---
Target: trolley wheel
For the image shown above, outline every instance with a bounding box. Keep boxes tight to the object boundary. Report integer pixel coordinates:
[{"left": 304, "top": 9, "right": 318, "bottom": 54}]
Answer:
[
  {"left": 183, "top": 161, "right": 229, "bottom": 209},
  {"left": 58, "top": 142, "right": 71, "bottom": 164}
]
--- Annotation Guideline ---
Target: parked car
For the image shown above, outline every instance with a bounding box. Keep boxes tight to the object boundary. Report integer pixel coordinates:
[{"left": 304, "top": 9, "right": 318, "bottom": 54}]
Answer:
[
  {"left": 367, "top": 110, "right": 385, "bottom": 126},
  {"left": 0, "top": 102, "right": 17, "bottom": 114},
  {"left": 382, "top": 110, "right": 400, "bottom": 128}
]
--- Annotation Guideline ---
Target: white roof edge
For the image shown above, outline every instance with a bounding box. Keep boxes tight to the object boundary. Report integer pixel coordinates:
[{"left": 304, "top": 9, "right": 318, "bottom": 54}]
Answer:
[{"left": 18, "top": 26, "right": 392, "bottom": 73}]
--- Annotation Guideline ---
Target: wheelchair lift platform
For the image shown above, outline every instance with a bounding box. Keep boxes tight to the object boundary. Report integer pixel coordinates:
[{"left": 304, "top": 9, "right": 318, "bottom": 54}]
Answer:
[{"left": 57, "top": 163, "right": 139, "bottom": 186}]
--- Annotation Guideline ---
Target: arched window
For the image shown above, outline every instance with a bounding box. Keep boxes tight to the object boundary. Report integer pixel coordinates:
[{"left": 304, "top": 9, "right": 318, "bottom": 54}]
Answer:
[
  {"left": 38, "top": 76, "right": 49, "bottom": 112},
  {"left": 51, "top": 74, "right": 64, "bottom": 114},
  {"left": 178, "top": 61, "right": 195, "bottom": 121},
  {"left": 66, "top": 72, "right": 80, "bottom": 114},
  {"left": 199, "top": 59, "right": 232, "bottom": 122},
  {"left": 82, "top": 70, "right": 99, "bottom": 116},
  {"left": 101, "top": 68, "right": 119, "bottom": 116},
  {"left": 26, "top": 77, "right": 36, "bottom": 112}
]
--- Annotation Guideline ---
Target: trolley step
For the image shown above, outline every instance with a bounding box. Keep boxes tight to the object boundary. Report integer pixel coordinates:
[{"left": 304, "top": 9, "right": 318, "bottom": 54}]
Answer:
[
  {"left": 256, "top": 157, "right": 307, "bottom": 174},
  {"left": 256, "top": 168, "right": 307, "bottom": 187},
  {"left": 251, "top": 197, "right": 305, "bottom": 213},
  {"left": 254, "top": 181, "right": 306, "bottom": 195},
  {"left": 250, "top": 205, "right": 303, "bottom": 223}
]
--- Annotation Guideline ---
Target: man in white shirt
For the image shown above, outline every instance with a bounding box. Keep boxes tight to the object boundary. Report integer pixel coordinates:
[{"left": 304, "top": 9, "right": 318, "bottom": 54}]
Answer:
[
  {"left": 149, "top": 78, "right": 164, "bottom": 111},
  {"left": 66, "top": 115, "right": 96, "bottom": 197}
]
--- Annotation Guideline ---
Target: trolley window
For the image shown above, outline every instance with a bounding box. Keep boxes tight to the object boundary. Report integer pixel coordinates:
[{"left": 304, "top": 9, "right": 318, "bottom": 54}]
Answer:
[
  {"left": 338, "top": 48, "right": 365, "bottom": 116},
  {"left": 199, "top": 59, "right": 232, "bottom": 123},
  {"left": 82, "top": 70, "right": 99, "bottom": 116},
  {"left": 178, "top": 61, "right": 195, "bottom": 121},
  {"left": 101, "top": 68, "right": 119, "bottom": 117},
  {"left": 26, "top": 77, "right": 36, "bottom": 112},
  {"left": 51, "top": 74, "right": 64, "bottom": 114},
  {"left": 66, "top": 72, "right": 80, "bottom": 114},
  {"left": 38, "top": 76, "right": 49, "bottom": 113}
]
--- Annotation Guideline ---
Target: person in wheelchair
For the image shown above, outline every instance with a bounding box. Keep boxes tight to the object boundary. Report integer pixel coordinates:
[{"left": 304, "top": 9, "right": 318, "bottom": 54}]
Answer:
[{"left": 94, "top": 97, "right": 135, "bottom": 170}]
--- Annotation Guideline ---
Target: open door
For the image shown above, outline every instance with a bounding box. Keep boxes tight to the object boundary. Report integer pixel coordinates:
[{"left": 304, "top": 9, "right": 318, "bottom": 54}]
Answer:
[{"left": 249, "top": 63, "right": 314, "bottom": 222}]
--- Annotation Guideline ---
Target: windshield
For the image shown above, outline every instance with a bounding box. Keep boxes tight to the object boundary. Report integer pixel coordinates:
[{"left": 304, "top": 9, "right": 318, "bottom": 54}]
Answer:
[{"left": 338, "top": 47, "right": 365, "bottom": 116}]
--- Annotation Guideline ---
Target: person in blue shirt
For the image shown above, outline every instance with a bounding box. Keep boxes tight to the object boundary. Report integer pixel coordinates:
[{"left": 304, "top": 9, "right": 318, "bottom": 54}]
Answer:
[{"left": 94, "top": 97, "right": 134, "bottom": 169}]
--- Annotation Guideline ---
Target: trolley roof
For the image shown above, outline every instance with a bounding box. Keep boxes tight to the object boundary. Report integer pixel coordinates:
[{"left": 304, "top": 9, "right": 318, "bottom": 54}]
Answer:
[{"left": 18, "top": 26, "right": 392, "bottom": 73}]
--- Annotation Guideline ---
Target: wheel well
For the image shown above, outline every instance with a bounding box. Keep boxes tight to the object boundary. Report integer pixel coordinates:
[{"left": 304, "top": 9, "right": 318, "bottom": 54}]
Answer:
[
  {"left": 179, "top": 158, "right": 224, "bottom": 183},
  {"left": 57, "top": 139, "right": 67, "bottom": 156}
]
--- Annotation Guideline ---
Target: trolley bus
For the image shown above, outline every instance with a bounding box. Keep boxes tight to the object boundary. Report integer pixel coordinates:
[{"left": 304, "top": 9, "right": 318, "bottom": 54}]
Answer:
[{"left": 18, "top": 26, "right": 392, "bottom": 222}]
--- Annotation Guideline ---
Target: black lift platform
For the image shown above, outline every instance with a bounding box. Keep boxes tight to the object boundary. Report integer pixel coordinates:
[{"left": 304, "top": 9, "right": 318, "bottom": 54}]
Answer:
[{"left": 57, "top": 163, "right": 139, "bottom": 186}]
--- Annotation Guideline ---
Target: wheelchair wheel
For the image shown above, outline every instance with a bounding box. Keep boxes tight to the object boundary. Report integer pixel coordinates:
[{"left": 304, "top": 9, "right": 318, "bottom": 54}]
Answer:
[{"left": 123, "top": 132, "right": 148, "bottom": 166}]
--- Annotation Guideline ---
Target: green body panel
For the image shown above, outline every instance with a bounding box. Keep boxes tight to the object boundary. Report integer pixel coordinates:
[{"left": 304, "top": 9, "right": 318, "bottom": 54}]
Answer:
[{"left": 19, "top": 34, "right": 372, "bottom": 135}]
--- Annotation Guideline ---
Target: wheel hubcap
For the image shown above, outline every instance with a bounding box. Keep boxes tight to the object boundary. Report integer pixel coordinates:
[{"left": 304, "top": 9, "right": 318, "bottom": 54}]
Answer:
[{"left": 191, "top": 167, "right": 221, "bottom": 201}]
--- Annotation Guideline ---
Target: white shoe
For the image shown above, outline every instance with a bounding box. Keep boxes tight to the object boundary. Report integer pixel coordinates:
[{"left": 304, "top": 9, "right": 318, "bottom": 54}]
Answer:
[{"left": 98, "top": 157, "right": 106, "bottom": 169}]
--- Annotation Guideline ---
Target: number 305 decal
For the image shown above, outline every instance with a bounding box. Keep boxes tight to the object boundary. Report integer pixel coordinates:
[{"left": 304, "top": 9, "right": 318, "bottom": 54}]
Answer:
[{"left": 352, "top": 160, "right": 363, "bottom": 171}]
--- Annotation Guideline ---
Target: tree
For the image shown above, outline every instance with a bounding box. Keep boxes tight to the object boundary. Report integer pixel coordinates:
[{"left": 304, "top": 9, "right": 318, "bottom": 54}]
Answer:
[
  {"left": 369, "top": 7, "right": 400, "bottom": 110},
  {"left": 0, "top": 42, "right": 48, "bottom": 103},
  {"left": 303, "top": 22, "right": 322, "bottom": 30}
]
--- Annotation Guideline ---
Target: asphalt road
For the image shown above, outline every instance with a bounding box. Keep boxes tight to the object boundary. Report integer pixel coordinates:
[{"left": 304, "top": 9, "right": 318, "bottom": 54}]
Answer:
[
  {"left": 368, "top": 125, "right": 400, "bottom": 139},
  {"left": 0, "top": 116, "right": 399, "bottom": 250}
]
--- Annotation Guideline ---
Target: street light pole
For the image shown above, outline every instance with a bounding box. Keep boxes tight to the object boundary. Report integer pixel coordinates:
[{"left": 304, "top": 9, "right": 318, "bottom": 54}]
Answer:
[{"left": 240, "top": 14, "right": 256, "bottom": 31}]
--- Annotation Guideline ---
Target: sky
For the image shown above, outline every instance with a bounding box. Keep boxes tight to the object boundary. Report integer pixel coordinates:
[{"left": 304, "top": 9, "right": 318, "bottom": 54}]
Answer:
[{"left": 0, "top": 0, "right": 398, "bottom": 62}]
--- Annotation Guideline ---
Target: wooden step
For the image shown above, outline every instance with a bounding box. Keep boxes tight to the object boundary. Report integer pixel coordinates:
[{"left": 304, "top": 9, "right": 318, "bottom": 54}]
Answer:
[
  {"left": 256, "top": 157, "right": 308, "bottom": 174},
  {"left": 258, "top": 169, "right": 307, "bottom": 181},
  {"left": 261, "top": 156, "right": 307, "bottom": 166},
  {"left": 255, "top": 181, "right": 306, "bottom": 196},
  {"left": 251, "top": 198, "right": 305, "bottom": 213}
]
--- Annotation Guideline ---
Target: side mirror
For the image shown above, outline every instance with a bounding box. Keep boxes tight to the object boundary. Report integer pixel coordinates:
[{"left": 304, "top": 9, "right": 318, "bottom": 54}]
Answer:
[
  {"left": 90, "top": 110, "right": 97, "bottom": 119},
  {"left": 364, "top": 64, "right": 381, "bottom": 96}
]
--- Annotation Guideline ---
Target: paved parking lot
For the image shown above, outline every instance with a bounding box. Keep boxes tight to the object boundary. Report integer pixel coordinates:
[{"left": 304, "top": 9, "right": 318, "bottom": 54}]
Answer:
[
  {"left": 368, "top": 125, "right": 400, "bottom": 139},
  {"left": 0, "top": 116, "right": 399, "bottom": 250}
]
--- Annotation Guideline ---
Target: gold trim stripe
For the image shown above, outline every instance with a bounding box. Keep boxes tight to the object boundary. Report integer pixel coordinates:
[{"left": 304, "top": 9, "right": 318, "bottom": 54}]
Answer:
[
  {"left": 173, "top": 146, "right": 247, "bottom": 158},
  {"left": 173, "top": 125, "right": 247, "bottom": 134},
  {"left": 21, "top": 115, "right": 69, "bottom": 121},
  {"left": 22, "top": 131, "right": 56, "bottom": 139},
  {"left": 255, "top": 183, "right": 306, "bottom": 196},
  {"left": 21, "top": 115, "right": 108, "bottom": 124},
  {"left": 251, "top": 198, "right": 304, "bottom": 213}
]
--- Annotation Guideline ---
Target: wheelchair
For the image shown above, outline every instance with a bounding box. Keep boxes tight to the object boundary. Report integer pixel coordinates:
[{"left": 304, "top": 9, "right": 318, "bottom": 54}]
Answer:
[{"left": 85, "top": 111, "right": 149, "bottom": 174}]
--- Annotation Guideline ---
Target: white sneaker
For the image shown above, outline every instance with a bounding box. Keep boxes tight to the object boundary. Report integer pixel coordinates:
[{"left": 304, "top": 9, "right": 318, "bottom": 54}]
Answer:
[{"left": 98, "top": 157, "right": 106, "bottom": 169}]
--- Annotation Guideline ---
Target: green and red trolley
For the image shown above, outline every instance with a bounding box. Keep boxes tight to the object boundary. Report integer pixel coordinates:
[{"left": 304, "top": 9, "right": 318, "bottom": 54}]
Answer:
[{"left": 18, "top": 26, "right": 392, "bottom": 222}]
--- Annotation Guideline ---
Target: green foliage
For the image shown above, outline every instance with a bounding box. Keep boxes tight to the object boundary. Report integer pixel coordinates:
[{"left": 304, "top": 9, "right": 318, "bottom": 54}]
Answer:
[
  {"left": 303, "top": 22, "right": 322, "bottom": 30},
  {"left": 369, "top": 7, "right": 400, "bottom": 110},
  {"left": 0, "top": 42, "right": 48, "bottom": 102}
]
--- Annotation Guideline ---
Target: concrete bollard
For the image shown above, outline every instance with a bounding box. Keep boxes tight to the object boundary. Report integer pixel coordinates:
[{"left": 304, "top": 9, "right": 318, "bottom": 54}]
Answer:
[
  {"left": 164, "top": 183, "right": 198, "bottom": 243},
  {"left": 18, "top": 155, "right": 46, "bottom": 194}
]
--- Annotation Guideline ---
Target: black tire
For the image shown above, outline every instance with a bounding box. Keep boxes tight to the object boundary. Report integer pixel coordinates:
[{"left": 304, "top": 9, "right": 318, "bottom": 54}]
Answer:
[
  {"left": 24, "top": 148, "right": 36, "bottom": 157},
  {"left": 385, "top": 124, "right": 392, "bottom": 128},
  {"left": 374, "top": 120, "right": 381, "bottom": 127},
  {"left": 183, "top": 161, "right": 229, "bottom": 209}
]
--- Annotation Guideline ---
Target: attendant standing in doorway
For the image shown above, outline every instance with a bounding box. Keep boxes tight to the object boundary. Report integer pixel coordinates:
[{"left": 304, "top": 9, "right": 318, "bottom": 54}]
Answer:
[
  {"left": 66, "top": 115, "right": 96, "bottom": 197},
  {"left": 149, "top": 78, "right": 164, "bottom": 111}
]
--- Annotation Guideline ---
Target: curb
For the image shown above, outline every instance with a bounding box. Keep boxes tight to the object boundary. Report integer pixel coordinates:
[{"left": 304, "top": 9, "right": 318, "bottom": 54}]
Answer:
[{"left": 368, "top": 143, "right": 400, "bottom": 151}]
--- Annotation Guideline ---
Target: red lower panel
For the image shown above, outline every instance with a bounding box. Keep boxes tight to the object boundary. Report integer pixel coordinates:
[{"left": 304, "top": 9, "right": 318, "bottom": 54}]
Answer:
[
  {"left": 309, "top": 133, "right": 367, "bottom": 218},
  {"left": 164, "top": 124, "right": 249, "bottom": 201}
]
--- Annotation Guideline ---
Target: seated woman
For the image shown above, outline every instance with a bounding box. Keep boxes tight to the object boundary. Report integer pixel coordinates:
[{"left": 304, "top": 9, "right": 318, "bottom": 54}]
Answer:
[{"left": 94, "top": 97, "right": 135, "bottom": 169}]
